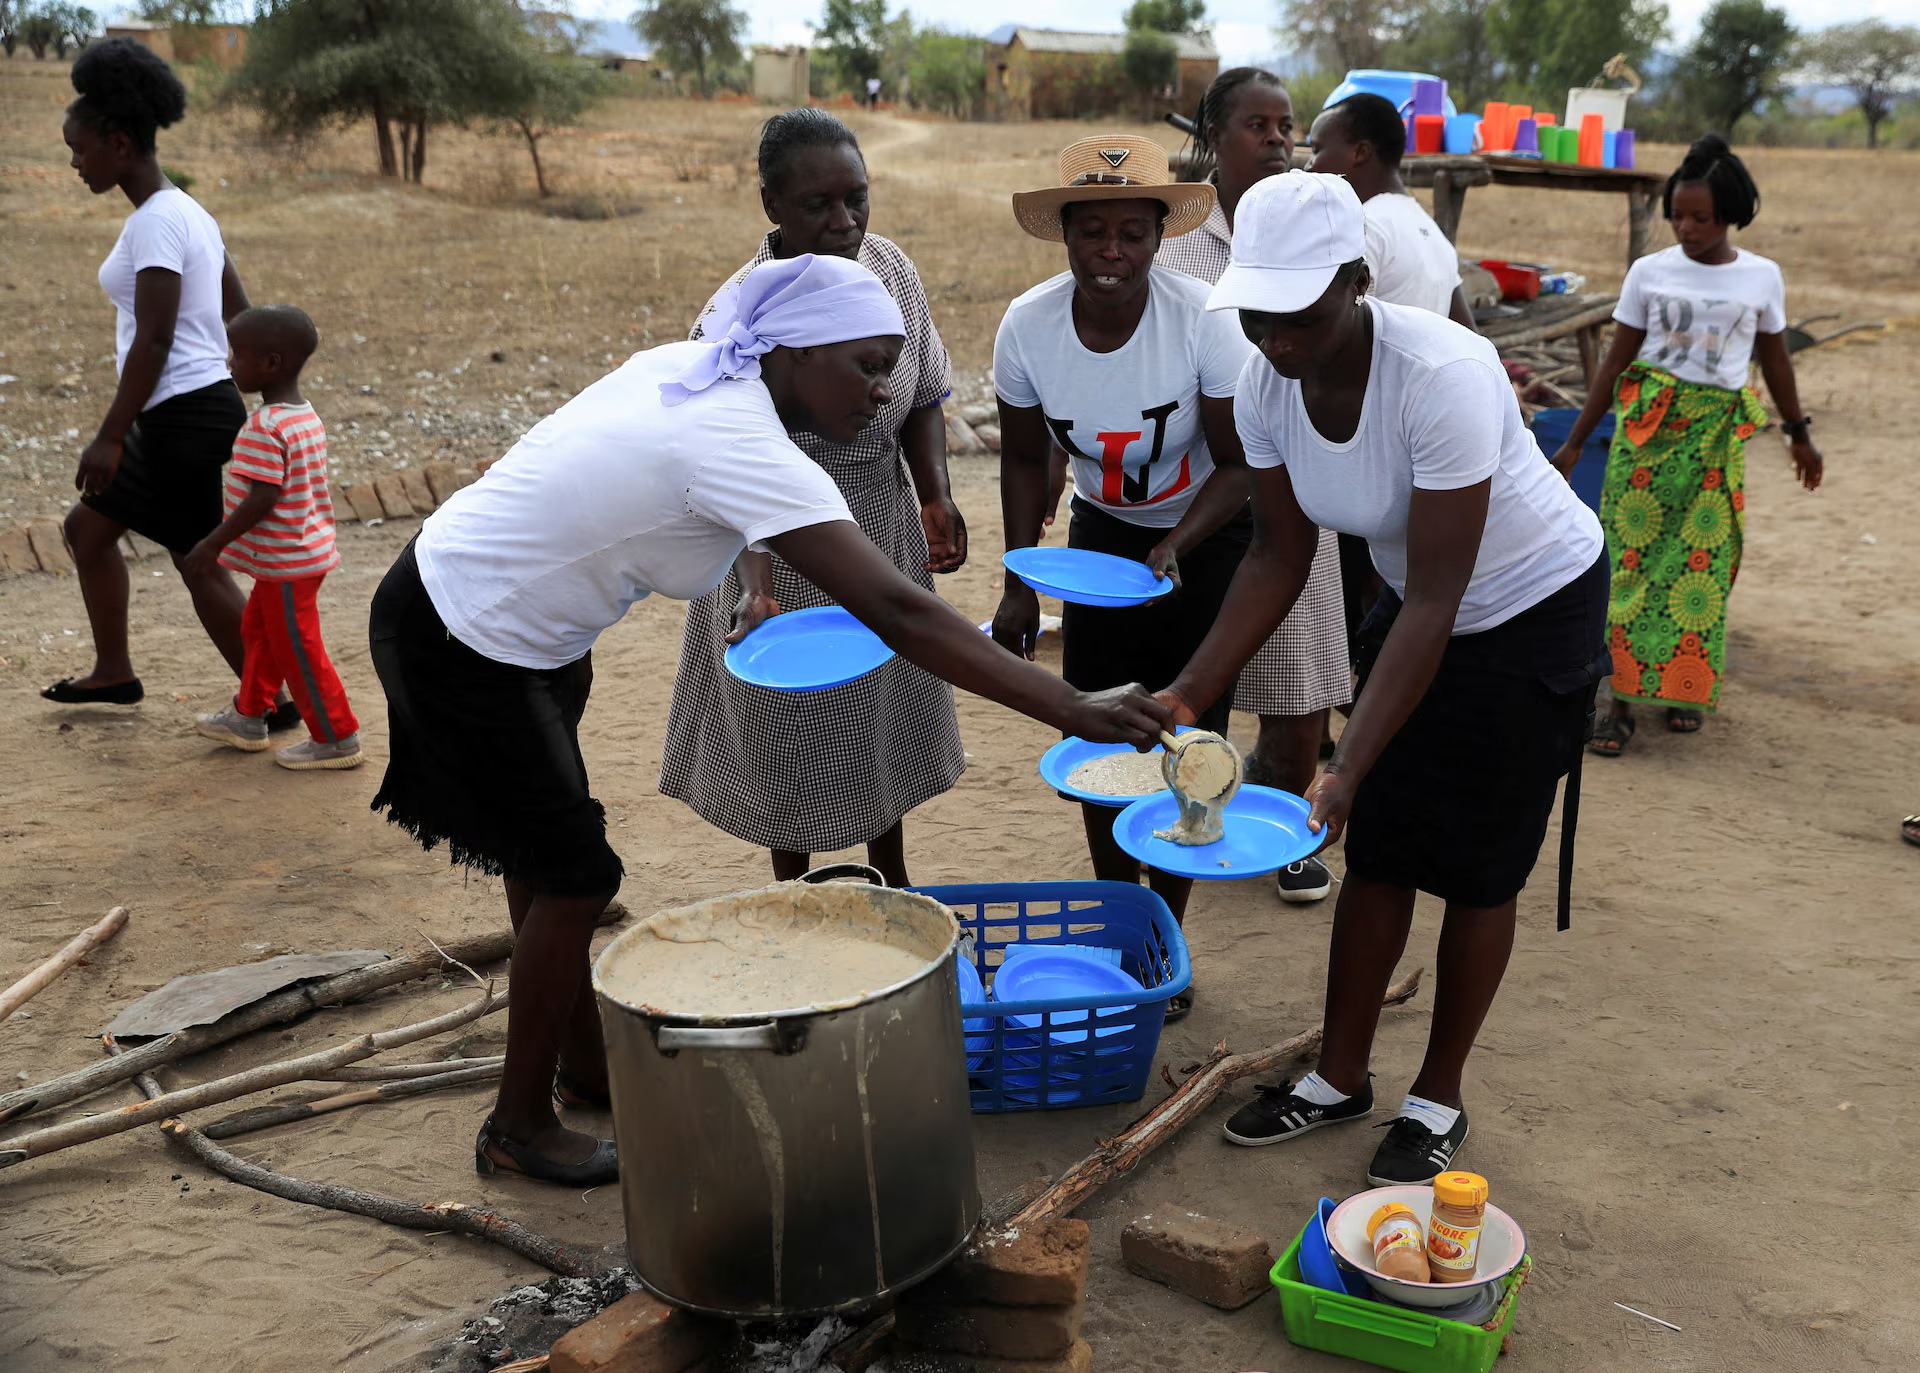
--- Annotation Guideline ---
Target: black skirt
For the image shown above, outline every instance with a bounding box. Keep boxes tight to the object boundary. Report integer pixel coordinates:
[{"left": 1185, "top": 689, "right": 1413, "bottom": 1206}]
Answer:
[
  {"left": 367, "top": 541, "right": 625, "bottom": 897},
  {"left": 1059, "top": 497, "right": 1252, "bottom": 736},
  {"left": 82, "top": 379, "right": 246, "bottom": 553},
  {"left": 1342, "top": 554, "right": 1609, "bottom": 909}
]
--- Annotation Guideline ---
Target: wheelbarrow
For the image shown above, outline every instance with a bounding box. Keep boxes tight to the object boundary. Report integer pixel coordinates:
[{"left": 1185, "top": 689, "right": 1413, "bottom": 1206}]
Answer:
[{"left": 1785, "top": 315, "right": 1885, "bottom": 354}]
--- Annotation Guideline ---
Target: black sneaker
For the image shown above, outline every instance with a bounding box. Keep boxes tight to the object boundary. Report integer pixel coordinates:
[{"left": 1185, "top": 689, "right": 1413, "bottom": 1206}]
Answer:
[
  {"left": 1275, "top": 857, "right": 1333, "bottom": 903},
  {"left": 1366, "top": 1110, "right": 1470, "bottom": 1186},
  {"left": 266, "top": 700, "right": 302, "bottom": 733},
  {"left": 1223, "top": 1076, "right": 1373, "bottom": 1147}
]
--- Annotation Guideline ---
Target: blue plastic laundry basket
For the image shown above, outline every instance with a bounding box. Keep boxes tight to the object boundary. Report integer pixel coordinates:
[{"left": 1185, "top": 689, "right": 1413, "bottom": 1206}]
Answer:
[
  {"left": 911, "top": 881, "right": 1191, "bottom": 1113},
  {"left": 1529, "top": 408, "right": 1614, "bottom": 515}
]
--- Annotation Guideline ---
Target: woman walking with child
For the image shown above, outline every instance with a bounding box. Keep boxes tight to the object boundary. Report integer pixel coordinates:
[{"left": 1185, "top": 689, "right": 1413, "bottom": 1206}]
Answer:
[
  {"left": 1549, "top": 135, "right": 1825, "bottom": 753},
  {"left": 660, "top": 109, "right": 967, "bottom": 887}
]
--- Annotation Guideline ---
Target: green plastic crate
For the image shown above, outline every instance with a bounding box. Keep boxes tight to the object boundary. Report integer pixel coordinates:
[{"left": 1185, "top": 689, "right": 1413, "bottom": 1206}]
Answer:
[{"left": 1269, "top": 1225, "right": 1532, "bottom": 1373}]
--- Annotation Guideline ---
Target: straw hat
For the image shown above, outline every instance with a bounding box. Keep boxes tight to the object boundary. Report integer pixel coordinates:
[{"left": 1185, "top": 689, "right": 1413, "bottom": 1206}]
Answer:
[{"left": 1012, "top": 134, "right": 1216, "bottom": 243}]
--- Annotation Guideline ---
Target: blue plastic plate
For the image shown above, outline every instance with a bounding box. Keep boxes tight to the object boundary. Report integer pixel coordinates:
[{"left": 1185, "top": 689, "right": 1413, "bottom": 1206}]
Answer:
[
  {"left": 1111, "top": 785, "right": 1320, "bottom": 880},
  {"left": 1301, "top": 1197, "right": 1373, "bottom": 1298},
  {"left": 954, "top": 951, "right": 994, "bottom": 1068},
  {"left": 1039, "top": 727, "right": 1197, "bottom": 808},
  {"left": 993, "top": 949, "right": 1143, "bottom": 1046},
  {"left": 723, "top": 605, "right": 894, "bottom": 692},
  {"left": 1002, "top": 547, "right": 1174, "bottom": 607}
]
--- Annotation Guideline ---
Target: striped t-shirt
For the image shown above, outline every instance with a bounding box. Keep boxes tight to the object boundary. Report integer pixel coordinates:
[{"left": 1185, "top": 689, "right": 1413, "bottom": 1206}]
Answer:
[{"left": 219, "top": 402, "right": 341, "bottom": 581}]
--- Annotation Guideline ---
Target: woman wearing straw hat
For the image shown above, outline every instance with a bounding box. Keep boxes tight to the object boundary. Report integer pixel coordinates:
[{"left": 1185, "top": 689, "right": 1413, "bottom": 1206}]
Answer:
[
  {"left": 368, "top": 255, "right": 1171, "bottom": 1186},
  {"left": 661, "top": 109, "right": 966, "bottom": 891},
  {"left": 1157, "top": 67, "right": 1351, "bottom": 908},
  {"left": 991, "top": 133, "right": 1255, "bottom": 1018},
  {"left": 1162, "top": 171, "right": 1607, "bottom": 1185}
]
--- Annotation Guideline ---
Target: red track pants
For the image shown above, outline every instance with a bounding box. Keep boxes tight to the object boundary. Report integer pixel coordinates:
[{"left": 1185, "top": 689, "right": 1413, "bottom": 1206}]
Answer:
[{"left": 236, "top": 574, "right": 360, "bottom": 743}]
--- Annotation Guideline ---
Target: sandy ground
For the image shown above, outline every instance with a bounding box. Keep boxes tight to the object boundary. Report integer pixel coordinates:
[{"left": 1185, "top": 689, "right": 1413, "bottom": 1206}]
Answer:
[{"left": 3, "top": 65, "right": 1919, "bottom": 1372}]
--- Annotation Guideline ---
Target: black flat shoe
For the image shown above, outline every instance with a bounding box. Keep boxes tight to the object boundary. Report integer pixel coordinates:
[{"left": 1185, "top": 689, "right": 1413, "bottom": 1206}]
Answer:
[
  {"left": 474, "top": 1117, "right": 618, "bottom": 1186},
  {"left": 554, "top": 1069, "right": 613, "bottom": 1111},
  {"left": 266, "top": 700, "right": 302, "bottom": 732},
  {"left": 42, "top": 676, "right": 144, "bottom": 705}
]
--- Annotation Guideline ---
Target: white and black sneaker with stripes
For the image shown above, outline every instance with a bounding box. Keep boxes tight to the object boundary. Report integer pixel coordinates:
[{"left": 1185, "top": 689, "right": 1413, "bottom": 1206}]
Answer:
[
  {"left": 1222, "top": 1077, "right": 1374, "bottom": 1147},
  {"left": 1366, "top": 1110, "right": 1471, "bottom": 1186}
]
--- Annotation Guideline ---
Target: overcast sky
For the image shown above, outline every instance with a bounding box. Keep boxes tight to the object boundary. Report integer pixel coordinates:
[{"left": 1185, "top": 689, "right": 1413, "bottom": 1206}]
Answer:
[{"left": 582, "top": 0, "right": 1918, "bottom": 70}]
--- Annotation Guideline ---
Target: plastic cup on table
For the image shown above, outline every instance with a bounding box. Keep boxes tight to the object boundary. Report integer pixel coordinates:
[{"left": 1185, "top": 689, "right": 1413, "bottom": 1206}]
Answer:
[
  {"left": 1414, "top": 113, "right": 1445, "bottom": 154},
  {"left": 1482, "top": 100, "right": 1509, "bottom": 150},
  {"left": 1511, "top": 117, "right": 1541, "bottom": 158},
  {"left": 1445, "top": 113, "right": 1481, "bottom": 154},
  {"left": 1412, "top": 78, "right": 1446, "bottom": 116},
  {"left": 1556, "top": 126, "right": 1582, "bottom": 162},
  {"left": 1602, "top": 130, "right": 1618, "bottom": 169},
  {"left": 1615, "top": 129, "right": 1636, "bottom": 169},
  {"left": 1579, "top": 113, "right": 1604, "bottom": 165},
  {"left": 1536, "top": 112, "right": 1557, "bottom": 128}
]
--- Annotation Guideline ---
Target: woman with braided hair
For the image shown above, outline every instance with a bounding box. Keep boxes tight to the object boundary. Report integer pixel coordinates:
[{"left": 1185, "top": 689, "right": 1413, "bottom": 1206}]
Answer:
[
  {"left": 1158, "top": 68, "right": 1351, "bottom": 907},
  {"left": 43, "top": 39, "right": 283, "bottom": 723},
  {"left": 1549, "top": 134, "right": 1825, "bottom": 754}
]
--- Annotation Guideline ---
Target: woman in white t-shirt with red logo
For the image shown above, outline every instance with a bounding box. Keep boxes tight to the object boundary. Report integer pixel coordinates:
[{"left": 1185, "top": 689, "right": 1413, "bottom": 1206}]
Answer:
[
  {"left": 1162, "top": 172, "right": 1608, "bottom": 1187},
  {"left": 42, "top": 40, "right": 266, "bottom": 719},
  {"left": 991, "top": 135, "right": 1257, "bottom": 1005},
  {"left": 1550, "top": 136, "right": 1824, "bottom": 754}
]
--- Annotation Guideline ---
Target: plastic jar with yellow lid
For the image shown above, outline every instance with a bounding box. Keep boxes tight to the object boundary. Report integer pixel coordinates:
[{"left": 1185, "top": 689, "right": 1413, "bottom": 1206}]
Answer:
[
  {"left": 1426, "top": 1172, "right": 1489, "bottom": 1283},
  {"left": 1366, "top": 1201, "right": 1430, "bottom": 1281}
]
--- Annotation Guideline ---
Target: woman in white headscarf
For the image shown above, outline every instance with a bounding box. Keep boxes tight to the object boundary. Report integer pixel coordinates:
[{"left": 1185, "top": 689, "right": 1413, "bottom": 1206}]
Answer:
[{"left": 367, "top": 255, "right": 1170, "bottom": 1187}]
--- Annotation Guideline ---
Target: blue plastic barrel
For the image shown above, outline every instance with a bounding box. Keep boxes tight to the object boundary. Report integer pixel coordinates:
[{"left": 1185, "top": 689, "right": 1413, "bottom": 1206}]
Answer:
[
  {"left": 1322, "top": 69, "right": 1459, "bottom": 120},
  {"left": 1530, "top": 408, "right": 1614, "bottom": 514}
]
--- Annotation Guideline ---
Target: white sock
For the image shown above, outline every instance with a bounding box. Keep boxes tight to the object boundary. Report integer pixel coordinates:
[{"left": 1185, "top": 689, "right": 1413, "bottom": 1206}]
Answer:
[
  {"left": 1294, "top": 1072, "right": 1350, "bottom": 1106},
  {"left": 1397, "top": 1094, "right": 1461, "bottom": 1135}
]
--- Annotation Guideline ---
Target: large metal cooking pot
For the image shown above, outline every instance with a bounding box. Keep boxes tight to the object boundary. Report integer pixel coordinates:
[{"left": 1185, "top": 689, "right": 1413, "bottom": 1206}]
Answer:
[{"left": 592, "top": 865, "right": 980, "bottom": 1319}]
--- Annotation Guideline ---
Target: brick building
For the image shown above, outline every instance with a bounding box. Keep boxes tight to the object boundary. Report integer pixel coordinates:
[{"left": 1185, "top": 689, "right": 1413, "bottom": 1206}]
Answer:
[
  {"left": 982, "top": 26, "right": 1218, "bottom": 122},
  {"left": 104, "top": 18, "right": 249, "bottom": 68}
]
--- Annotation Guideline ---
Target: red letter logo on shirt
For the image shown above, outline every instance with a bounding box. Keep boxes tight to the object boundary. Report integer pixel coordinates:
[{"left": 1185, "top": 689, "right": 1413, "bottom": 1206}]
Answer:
[{"left": 1047, "top": 400, "right": 1191, "bottom": 507}]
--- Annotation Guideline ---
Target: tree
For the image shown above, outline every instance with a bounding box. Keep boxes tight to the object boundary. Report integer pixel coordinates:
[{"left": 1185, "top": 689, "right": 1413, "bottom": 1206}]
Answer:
[
  {"left": 1683, "top": 0, "right": 1793, "bottom": 135},
  {"left": 52, "top": 3, "right": 93, "bottom": 56},
  {"left": 1280, "top": 0, "right": 1411, "bottom": 71},
  {"left": 137, "top": 0, "right": 232, "bottom": 23},
  {"left": 490, "top": 37, "right": 612, "bottom": 196},
  {"left": 1488, "top": 0, "right": 1667, "bottom": 106},
  {"left": 1387, "top": 0, "right": 1498, "bottom": 109},
  {"left": 1125, "top": 0, "right": 1208, "bottom": 35},
  {"left": 908, "top": 28, "right": 982, "bottom": 118},
  {"left": 631, "top": 0, "right": 743, "bottom": 97},
  {"left": 1799, "top": 20, "right": 1920, "bottom": 150},
  {"left": 1122, "top": 26, "right": 1178, "bottom": 116},
  {"left": 817, "top": 0, "right": 886, "bottom": 92}
]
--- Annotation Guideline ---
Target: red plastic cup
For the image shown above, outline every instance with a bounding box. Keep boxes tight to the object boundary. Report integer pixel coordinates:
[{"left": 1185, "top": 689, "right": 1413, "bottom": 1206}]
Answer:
[
  {"left": 1414, "top": 114, "right": 1445, "bottom": 154},
  {"left": 1483, "top": 100, "right": 1510, "bottom": 151},
  {"left": 1579, "top": 113, "right": 1604, "bottom": 165}
]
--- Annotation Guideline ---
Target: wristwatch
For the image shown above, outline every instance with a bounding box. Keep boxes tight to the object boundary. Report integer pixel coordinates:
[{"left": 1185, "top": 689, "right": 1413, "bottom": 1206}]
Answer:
[{"left": 1780, "top": 415, "right": 1812, "bottom": 440}]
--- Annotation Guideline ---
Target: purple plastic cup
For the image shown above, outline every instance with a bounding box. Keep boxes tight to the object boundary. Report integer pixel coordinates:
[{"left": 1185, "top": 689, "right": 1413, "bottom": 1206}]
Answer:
[
  {"left": 1615, "top": 129, "right": 1635, "bottom": 169},
  {"left": 1511, "top": 117, "right": 1541, "bottom": 157},
  {"left": 1412, "top": 79, "right": 1445, "bottom": 116}
]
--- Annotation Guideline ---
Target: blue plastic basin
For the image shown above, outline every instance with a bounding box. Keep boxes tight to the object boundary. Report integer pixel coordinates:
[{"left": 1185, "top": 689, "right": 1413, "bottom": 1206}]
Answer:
[{"left": 1323, "top": 69, "right": 1459, "bottom": 120}]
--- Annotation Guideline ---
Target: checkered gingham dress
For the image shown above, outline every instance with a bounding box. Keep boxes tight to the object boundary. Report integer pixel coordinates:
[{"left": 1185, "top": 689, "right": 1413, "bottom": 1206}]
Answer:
[
  {"left": 658, "top": 233, "right": 967, "bottom": 852},
  {"left": 1157, "top": 205, "right": 1351, "bottom": 715}
]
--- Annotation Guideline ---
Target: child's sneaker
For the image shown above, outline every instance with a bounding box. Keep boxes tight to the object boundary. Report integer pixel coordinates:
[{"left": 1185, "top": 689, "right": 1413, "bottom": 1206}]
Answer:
[
  {"left": 196, "top": 704, "right": 270, "bottom": 752},
  {"left": 276, "top": 732, "right": 364, "bottom": 771}
]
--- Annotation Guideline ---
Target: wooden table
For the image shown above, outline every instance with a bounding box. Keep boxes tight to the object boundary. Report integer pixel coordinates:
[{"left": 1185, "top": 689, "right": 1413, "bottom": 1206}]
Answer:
[
  {"left": 1480, "top": 292, "right": 1622, "bottom": 389},
  {"left": 1400, "top": 154, "right": 1666, "bottom": 268}
]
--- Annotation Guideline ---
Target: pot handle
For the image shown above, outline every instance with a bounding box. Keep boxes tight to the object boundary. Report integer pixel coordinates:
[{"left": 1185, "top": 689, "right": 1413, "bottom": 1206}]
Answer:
[
  {"left": 800, "top": 862, "right": 889, "bottom": 888},
  {"left": 656, "top": 1022, "right": 805, "bottom": 1054}
]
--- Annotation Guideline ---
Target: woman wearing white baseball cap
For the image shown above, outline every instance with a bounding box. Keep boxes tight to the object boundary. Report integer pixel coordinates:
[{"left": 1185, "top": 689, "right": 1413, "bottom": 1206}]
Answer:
[{"left": 1159, "top": 170, "right": 1610, "bottom": 1186}]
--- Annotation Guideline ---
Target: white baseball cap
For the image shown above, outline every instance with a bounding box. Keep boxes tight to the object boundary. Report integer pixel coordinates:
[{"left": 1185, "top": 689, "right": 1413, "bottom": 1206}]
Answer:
[{"left": 1206, "top": 171, "right": 1366, "bottom": 316}]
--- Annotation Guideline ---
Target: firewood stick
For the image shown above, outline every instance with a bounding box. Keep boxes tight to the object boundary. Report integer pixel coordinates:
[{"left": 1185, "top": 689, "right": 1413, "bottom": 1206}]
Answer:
[
  {"left": 319, "top": 1055, "right": 504, "bottom": 1083},
  {"left": 1009, "top": 968, "right": 1424, "bottom": 1229},
  {"left": 0, "top": 930, "right": 518, "bottom": 1123},
  {"left": 0, "top": 986, "right": 502, "bottom": 1169},
  {"left": 201, "top": 1062, "right": 504, "bottom": 1140},
  {"left": 0, "top": 907, "right": 129, "bottom": 1022},
  {"left": 117, "top": 1051, "right": 594, "bottom": 1279}
]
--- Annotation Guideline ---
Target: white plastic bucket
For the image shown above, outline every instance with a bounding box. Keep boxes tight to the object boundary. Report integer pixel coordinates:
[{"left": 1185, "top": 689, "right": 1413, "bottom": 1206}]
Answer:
[{"left": 1564, "top": 87, "right": 1629, "bottom": 133}]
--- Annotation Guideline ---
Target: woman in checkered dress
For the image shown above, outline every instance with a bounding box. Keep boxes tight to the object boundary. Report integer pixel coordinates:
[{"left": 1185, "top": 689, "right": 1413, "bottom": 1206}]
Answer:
[{"left": 659, "top": 110, "right": 967, "bottom": 884}]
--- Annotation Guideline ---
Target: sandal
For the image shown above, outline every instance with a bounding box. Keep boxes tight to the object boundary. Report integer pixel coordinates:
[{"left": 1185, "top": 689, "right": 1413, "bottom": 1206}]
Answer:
[
  {"left": 1164, "top": 988, "right": 1194, "bottom": 1023},
  {"left": 554, "top": 1068, "right": 613, "bottom": 1111},
  {"left": 41, "top": 676, "right": 144, "bottom": 705},
  {"left": 1666, "top": 708, "right": 1704, "bottom": 734},
  {"left": 474, "top": 1117, "right": 618, "bottom": 1186},
  {"left": 1587, "top": 712, "right": 1635, "bottom": 757},
  {"left": 1902, "top": 816, "right": 1920, "bottom": 849}
]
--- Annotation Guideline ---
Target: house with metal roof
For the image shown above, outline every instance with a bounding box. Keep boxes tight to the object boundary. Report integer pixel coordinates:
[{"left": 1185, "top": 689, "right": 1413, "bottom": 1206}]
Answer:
[{"left": 982, "top": 25, "right": 1218, "bottom": 121}]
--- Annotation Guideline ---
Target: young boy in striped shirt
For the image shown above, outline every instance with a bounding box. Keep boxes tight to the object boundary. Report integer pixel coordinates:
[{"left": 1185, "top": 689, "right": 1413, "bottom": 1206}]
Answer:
[{"left": 188, "top": 306, "right": 362, "bottom": 769}]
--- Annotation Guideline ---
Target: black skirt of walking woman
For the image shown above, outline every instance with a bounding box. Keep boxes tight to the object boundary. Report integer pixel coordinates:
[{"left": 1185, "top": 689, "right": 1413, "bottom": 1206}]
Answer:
[
  {"left": 1342, "top": 554, "right": 1611, "bottom": 909},
  {"left": 80, "top": 379, "right": 246, "bottom": 553},
  {"left": 367, "top": 541, "right": 625, "bottom": 897}
]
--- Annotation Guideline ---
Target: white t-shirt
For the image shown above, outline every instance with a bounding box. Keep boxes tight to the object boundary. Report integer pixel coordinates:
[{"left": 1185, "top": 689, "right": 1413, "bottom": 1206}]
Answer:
[
  {"left": 416, "top": 342, "right": 854, "bottom": 670},
  {"left": 1614, "top": 245, "right": 1785, "bottom": 391},
  {"left": 1363, "top": 193, "right": 1461, "bottom": 318},
  {"left": 1236, "top": 299, "right": 1603, "bottom": 634},
  {"left": 993, "top": 269, "right": 1253, "bottom": 529},
  {"left": 97, "top": 187, "right": 231, "bottom": 409}
]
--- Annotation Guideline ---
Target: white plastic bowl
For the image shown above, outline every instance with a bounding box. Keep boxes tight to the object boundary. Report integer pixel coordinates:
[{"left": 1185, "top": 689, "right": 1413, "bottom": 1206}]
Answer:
[{"left": 1325, "top": 1185, "right": 1528, "bottom": 1310}]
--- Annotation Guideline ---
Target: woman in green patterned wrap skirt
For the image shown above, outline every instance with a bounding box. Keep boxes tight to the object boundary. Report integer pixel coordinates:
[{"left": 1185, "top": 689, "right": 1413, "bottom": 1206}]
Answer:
[{"left": 1549, "top": 135, "right": 1824, "bottom": 754}]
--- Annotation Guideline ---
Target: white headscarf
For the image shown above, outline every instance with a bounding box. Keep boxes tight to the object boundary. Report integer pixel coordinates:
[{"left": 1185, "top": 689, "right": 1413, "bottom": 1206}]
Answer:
[{"left": 660, "top": 253, "right": 906, "bottom": 407}]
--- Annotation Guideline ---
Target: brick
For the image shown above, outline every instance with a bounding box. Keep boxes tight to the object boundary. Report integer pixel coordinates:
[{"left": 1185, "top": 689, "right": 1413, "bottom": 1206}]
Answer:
[
  {"left": 27, "top": 520, "right": 74, "bottom": 573},
  {"left": 1120, "top": 1212, "right": 1274, "bottom": 1311},
  {"left": 341, "top": 483, "right": 386, "bottom": 523},
  {"left": 329, "top": 482, "right": 361, "bottom": 523},
  {"left": 399, "top": 468, "right": 435, "bottom": 512},
  {"left": 547, "top": 1290, "right": 719, "bottom": 1373},
  {"left": 905, "top": 1220, "right": 1090, "bottom": 1311},
  {"left": 424, "top": 459, "right": 474, "bottom": 506},
  {"left": 0, "top": 525, "right": 37, "bottom": 573},
  {"left": 888, "top": 1338, "right": 1091, "bottom": 1373},
  {"left": 372, "top": 473, "right": 418, "bottom": 519},
  {"left": 476, "top": 455, "right": 502, "bottom": 476},
  {"left": 945, "top": 414, "right": 983, "bottom": 455},
  {"left": 895, "top": 1300, "right": 1081, "bottom": 1361}
]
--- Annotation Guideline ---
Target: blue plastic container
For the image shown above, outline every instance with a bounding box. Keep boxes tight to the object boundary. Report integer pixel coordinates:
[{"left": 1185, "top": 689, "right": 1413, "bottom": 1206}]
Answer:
[
  {"left": 911, "top": 881, "right": 1190, "bottom": 1113},
  {"left": 1444, "top": 114, "right": 1481, "bottom": 154},
  {"left": 1530, "top": 408, "right": 1614, "bottom": 515},
  {"left": 1602, "top": 130, "right": 1618, "bottom": 169},
  {"left": 1323, "top": 69, "right": 1458, "bottom": 120}
]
